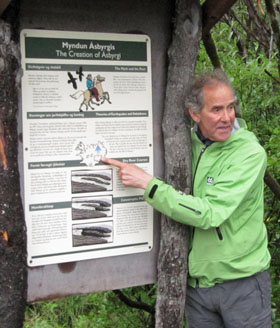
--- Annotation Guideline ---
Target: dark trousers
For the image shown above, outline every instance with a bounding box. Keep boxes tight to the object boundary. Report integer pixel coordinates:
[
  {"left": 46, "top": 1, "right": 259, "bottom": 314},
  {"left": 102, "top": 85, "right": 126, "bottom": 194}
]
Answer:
[
  {"left": 90, "top": 88, "right": 99, "bottom": 101},
  {"left": 185, "top": 270, "right": 272, "bottom": 328}
]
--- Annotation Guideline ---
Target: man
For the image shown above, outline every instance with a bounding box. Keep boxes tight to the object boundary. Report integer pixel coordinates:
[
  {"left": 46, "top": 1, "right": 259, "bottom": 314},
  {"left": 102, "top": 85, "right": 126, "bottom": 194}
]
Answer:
[
  {"left": 102, "top": 69, "right": 271, "bottom": 327},
  {"left": 86, "top": 73, "right": 100, "bottom": 101}
]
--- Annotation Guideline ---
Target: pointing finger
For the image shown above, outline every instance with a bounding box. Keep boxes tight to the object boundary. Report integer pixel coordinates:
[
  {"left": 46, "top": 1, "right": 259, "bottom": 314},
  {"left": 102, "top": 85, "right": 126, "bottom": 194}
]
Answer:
[{"left": 102, "top": 157, "right": 126, "bottom": 168}]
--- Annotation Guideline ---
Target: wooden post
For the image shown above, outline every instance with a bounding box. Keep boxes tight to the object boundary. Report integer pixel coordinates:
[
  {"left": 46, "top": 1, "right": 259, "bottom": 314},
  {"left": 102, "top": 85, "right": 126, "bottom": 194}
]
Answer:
[
  {"left": 155, "top": 0, "right": 201, "bottom": 327},
  {"left": 0, "top": 19, "right": 27, "bottom": 328}
]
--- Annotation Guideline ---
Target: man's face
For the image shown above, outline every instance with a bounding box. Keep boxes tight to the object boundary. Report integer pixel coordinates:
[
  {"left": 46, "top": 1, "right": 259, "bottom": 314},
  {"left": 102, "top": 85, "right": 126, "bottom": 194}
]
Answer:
[{"left": 189, "top": 83, "right": 236, "bottom": 142}]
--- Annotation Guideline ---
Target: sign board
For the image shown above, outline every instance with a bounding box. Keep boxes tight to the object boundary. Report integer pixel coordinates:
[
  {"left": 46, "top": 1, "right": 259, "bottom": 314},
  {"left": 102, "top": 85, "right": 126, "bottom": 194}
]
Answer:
[{"left": 20, "top": 29, "right": 154, "bottom": 267}]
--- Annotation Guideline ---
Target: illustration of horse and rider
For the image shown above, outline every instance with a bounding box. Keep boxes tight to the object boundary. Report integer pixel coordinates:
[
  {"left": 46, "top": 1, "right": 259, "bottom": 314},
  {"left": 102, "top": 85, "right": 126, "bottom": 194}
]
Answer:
[{"left": 71, "top": 74, "right": 112, "bottom": 112}]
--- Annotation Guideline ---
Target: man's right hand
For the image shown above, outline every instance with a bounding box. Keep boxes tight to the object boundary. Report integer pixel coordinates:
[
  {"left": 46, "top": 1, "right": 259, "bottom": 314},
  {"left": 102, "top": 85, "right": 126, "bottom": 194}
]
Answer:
[{"left": 101, "top": 158, "right": 153, "bottom": 190}]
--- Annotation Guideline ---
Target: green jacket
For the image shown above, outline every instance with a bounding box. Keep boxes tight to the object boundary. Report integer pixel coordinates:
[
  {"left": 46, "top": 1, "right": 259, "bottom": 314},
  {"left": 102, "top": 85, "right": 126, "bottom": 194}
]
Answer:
[{"left": 144, "top": 118, "right": 271, "bottom": 287}]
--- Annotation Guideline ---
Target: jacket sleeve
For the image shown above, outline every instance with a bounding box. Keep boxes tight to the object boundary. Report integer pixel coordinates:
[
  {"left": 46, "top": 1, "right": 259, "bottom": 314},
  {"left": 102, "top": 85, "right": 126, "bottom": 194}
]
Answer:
[{"left": 144, "top": 148, "right": 267, "bottom": 230}]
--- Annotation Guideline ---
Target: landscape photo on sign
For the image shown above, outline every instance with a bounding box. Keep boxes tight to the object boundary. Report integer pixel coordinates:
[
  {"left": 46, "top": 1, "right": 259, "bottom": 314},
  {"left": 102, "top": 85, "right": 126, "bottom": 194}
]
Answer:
[
  {"left": 71, "top": 169, "right": 113, "bottom": 194},
  {"left": 72, "top": 221, "right": 113, "bottom": 247},
  {"left": 71, "top": 195, "right": 113, "bottom": 220}
]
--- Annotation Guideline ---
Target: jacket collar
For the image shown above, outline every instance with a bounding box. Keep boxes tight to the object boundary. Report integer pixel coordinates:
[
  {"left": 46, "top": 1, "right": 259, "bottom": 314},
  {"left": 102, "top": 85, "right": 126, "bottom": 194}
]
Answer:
[{"left": 195, "top": 125, "right": 214, "bottom": 146}]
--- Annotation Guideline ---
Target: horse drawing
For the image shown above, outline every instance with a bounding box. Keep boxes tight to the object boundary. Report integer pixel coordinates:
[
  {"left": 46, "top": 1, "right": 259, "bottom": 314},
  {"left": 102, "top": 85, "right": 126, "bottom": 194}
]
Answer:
[
  {"left": 94, "top": 75, "right": 111, "bottom": 105},
  {"left": 70, "top": 75, "right": 111, "bottom": 112}
]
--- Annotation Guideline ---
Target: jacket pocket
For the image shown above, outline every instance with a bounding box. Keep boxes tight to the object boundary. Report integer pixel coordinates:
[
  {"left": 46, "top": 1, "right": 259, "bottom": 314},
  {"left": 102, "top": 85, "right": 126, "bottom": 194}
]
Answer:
[{"left": 178, "top": 203, "right": 201, "bottom": 215}]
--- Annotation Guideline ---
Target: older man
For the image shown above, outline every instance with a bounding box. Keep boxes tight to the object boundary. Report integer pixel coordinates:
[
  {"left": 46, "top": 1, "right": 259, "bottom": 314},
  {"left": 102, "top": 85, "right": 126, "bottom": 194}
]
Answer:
[{"left": 102, "top": 69, "right": 271, "bottom": 327}]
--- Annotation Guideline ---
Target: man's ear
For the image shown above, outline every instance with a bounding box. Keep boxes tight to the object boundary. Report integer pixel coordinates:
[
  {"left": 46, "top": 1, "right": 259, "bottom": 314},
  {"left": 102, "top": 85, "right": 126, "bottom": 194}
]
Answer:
[{"left": 188, "top": 107, "right": 200, "bottom": 123}]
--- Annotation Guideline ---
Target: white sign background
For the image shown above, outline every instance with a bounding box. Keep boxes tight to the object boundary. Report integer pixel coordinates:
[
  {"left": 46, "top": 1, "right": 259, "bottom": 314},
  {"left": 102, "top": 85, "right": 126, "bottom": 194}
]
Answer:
[{"left": 20, "top": 29, "right": 154, "bottom": 266}]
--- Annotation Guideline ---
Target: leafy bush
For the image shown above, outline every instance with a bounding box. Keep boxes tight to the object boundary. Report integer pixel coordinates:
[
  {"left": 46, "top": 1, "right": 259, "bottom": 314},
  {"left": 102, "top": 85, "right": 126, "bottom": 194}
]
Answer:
[{"left": 24, "top": 286, "right": 156, "bottom": 328}]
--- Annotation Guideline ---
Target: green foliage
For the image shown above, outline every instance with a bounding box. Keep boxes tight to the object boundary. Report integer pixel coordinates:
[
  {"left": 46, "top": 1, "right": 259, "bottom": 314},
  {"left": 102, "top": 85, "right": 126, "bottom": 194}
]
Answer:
[{"left": 24, "top": 286, "right": 156, "bottom": 328}]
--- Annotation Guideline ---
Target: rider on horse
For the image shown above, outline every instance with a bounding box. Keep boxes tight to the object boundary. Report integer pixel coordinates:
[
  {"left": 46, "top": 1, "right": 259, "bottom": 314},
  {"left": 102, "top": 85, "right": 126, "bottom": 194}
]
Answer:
[{"left": 86, "top": 74, "right": 100, "bottom": 101}]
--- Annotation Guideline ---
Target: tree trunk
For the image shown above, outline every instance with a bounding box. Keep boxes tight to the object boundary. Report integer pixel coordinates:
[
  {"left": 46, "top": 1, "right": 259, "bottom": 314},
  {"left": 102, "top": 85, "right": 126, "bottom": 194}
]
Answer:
[
  {"left": 155, "top": 0, "right": 201, "bottom": 327},
  {"left": 0, "top": 14, "right": 27, "bottom": 328}
]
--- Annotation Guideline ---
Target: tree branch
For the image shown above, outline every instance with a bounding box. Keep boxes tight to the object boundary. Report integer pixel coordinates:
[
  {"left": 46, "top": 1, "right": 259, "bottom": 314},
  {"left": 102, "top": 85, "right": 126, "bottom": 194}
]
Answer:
[
  {"left": 229, "top": 5, "right": 269, "bottom": 50},
  {"left": 264, "top": 69, "right": 280, "bottom": 84},
  {"left": 265, "top": 171, "right": 280, "bottom": 201},
  {"left": 202, "top": 0, "right": 238, "bottom": 37},
  {"left": 113, "top": 290, "right": 155, "bottom": 314},
  {"left": 264, "top": 0, "right": 280, "bottom": 75},
  {"left": 243, "top": 0, "right": 271, "bottom": 52},
  {"left": 223, "top": 13, "right": 249, "bottom": 60},
  {"left": 202, "top": 32, "right": 222, "bottom": 68}
]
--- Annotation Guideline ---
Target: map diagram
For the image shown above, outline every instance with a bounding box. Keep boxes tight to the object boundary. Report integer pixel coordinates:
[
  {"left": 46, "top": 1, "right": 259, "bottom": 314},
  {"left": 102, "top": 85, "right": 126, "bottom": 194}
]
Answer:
[{"left": 75, "top": 140, "right": 107, "bottom": 166}]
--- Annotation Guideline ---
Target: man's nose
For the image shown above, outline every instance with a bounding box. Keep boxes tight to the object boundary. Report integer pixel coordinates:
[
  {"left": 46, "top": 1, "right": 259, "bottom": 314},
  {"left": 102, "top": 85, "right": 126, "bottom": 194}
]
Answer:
[{"left": 221, "top": 109, "right": 230, "bottom": 121}]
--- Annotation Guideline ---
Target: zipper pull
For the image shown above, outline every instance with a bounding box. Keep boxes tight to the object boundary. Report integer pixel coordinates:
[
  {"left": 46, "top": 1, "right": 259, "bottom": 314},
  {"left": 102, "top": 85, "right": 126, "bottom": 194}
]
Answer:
[
  {"left": 201, "top": 144, "right": 207, "bottom": 153},
  {"left": 216, "top": 227, "right": 223, "bottom": 240}
]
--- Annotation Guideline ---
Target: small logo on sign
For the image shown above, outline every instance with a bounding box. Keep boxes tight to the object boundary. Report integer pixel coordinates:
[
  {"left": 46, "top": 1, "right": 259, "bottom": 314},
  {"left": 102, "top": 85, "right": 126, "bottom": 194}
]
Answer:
[{"left": 207, "top": 177, "right": 214, "bottom": 185}]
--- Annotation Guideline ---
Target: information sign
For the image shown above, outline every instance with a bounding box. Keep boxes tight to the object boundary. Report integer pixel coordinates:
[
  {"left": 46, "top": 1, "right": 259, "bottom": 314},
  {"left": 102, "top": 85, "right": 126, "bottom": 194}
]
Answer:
[{"left": 20, "top": 29, "right": 154, "bottom": 266}]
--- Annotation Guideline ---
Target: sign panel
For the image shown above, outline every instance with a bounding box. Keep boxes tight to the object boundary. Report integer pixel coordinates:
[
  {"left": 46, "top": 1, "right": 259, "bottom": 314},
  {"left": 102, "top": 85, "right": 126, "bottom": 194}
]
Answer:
[{"left": 20, "top": 29, "right": 154, "bottom": 266}]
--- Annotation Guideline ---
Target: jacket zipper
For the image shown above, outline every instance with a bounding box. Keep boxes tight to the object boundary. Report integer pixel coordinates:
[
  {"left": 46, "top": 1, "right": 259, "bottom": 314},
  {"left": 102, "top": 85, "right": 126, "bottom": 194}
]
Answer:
[
  {"left": 187, "top": 144, "right": 208, "bottom": 285},
  {"left": 191, "top": 144, "right": 207, "bottom": 195},
  {"left": 189, "top": 140, "right": 223, "bottom": 285},
  {"left": 192, "top": 144, "right": 224, "bottom": 241},
  {"left": 190, "top": 144, "right": 207, "bottom": 245},
  {"left": 188, "top": 145, "right": 208, "bottom": 285}
]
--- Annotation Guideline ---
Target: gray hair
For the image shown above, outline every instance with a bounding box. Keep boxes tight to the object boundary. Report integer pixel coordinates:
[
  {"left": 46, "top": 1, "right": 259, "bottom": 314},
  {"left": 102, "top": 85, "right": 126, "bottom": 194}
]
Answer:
[{"left": 186, "top": 69, "right": 240, "bottom": 115}]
